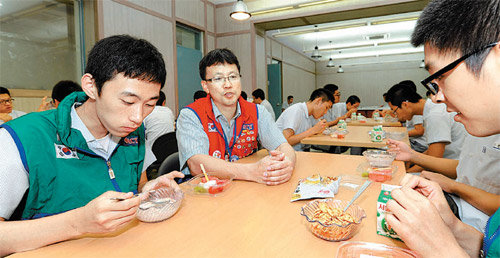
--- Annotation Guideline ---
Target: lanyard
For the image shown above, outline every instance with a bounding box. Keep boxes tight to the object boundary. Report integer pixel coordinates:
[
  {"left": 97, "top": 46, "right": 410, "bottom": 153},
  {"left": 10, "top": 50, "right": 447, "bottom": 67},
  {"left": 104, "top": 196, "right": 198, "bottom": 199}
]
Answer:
[
  {"left": 211, "top": 116, "right": 242, "bottom": 159},
  {"left": 482, "top": 213, "right": 500, "bottom": 257}
]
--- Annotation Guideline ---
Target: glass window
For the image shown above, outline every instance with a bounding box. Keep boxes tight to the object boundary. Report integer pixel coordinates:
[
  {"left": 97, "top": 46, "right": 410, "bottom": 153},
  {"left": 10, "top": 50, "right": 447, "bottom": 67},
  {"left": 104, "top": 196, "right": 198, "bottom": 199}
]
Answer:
[
  {"left": 176, "top": 24, "right": 202, "bottom": 51},
  {"left": 0, "top": 0, "right": 86, "bottom": 90}
]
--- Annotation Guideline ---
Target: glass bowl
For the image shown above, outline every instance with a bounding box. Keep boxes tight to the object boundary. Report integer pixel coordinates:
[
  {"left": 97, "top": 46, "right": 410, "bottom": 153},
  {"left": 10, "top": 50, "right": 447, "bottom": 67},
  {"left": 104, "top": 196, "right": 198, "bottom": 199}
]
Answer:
[
  {"left": 357, "top": 162, "right": 398, "bottom": 182},
  {"left": 185, "top": 171, "right": 235, "bottom": 196},
  {"left": 336, "top": 241, "right": 417, "bottom": 257},
  {"left": 136, "top": 187, "right": 184, "bottom": 223},
  {"left": 385, "top": 131, "right": 406, "bottom": 140},
  {"left": 362, "top": 150, "right": 396, "bottom": 168},
  {"left": 300, "top": 199, "right": 366, "bottom": 241}
]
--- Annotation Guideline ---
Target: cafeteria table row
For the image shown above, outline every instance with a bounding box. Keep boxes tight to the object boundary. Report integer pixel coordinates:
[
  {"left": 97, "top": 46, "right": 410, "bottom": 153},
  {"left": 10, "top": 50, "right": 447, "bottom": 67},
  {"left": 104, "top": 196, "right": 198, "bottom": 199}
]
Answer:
[{"left": 12, "top": 150, "right": 408, "bottom": 258}]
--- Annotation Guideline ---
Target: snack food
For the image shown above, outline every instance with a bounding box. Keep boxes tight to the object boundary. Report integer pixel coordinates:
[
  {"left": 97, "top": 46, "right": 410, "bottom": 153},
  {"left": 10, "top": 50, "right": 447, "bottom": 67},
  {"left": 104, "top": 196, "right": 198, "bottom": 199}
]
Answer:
[
  {"left": 193, "top": 176, "right": 228, "bottom": 194},
  {"left": 186, "top": 172, "right": 235, "bottom": 196},
  {"left": 291, "top": 174, "right": 339, "bottom": 202},
  {"left": 301, "top": 199, "right": 366, "bottom": 241},
  {"left": 376, "top": 184, "right": 402, "bottom": 240}
]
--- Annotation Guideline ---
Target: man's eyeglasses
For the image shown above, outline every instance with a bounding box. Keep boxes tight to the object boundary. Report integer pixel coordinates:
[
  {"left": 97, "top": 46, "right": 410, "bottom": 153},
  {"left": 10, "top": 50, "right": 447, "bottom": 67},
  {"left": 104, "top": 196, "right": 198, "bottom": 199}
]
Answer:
[
  {"left": 392, "top": 106, "right": 399, "bottom": 115},
  {"left": 421, "top": 42, "right": 499, "bottom": 95},
  {"left": 0, "top": 98, "right": 14, "bottom": 105},
  {"left": 205, "top": 74, "right": 241, "bottom": 85},
  {"left": 334, "top": 93, "right": 341, "bottom": 97}
]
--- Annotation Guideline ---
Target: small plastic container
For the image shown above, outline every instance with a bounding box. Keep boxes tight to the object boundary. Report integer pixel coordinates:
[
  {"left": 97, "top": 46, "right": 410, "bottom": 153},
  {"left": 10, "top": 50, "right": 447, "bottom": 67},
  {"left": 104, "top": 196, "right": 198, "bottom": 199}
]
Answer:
[
  {"left": 300, "top": 199, "right": 366, "bottom": 241},
  {"left": 136, "top": 188, "right": 184, "bottom": 223},
  {"left": 331, "top": 129, "right": 349, "bottom": 139},
  {"left": 362, "top": 150, "right": 396, "bottom": 168},
  {"left": 357, "top": 162, "right": 398, "bottom": 182},
  {"left": 185, "top": 171, "right": 235, "bottom": 196},
  {"left": 336, "top": 241, "right": 417, "bottom": 257},
  {"left": 385, "top": 131, "right": 406, "bottom": 140}
]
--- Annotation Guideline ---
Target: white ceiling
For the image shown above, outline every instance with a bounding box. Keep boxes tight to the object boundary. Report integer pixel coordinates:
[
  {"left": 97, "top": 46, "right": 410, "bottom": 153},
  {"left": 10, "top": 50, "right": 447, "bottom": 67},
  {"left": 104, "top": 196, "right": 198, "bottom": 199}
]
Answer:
[{"left": 266, "top": 11, "right": 423, "bottom": 62}]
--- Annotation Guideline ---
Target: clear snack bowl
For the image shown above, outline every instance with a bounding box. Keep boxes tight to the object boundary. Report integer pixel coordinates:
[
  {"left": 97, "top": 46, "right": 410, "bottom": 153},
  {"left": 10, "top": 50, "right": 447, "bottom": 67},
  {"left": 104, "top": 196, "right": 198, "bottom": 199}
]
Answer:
[
  {"left": 185, "top": 171, "right": 235, "bottom": 196},
  {"left": 362, "top": 150, "right": 396, "bottom": 168},
  {"left": 385, "top": 131, "right": 406, "bottom": 140},
  {"left": 357, "top": 162, "right": 398, "bottom": 182},
  {"left": 336, "top": 241, "right": 417, "bottom": 257},
  {"left": 136, "top": 187, "right": 184, "bottom": 223},
  {"left": 300, "top": 199, "right": 366, "bottom": 241}
]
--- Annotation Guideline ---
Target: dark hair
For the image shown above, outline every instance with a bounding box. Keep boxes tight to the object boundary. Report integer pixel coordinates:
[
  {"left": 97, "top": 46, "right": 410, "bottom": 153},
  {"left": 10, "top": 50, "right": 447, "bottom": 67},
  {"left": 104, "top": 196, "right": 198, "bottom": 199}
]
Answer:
[
  {"left": 51, "top": 80, "right": 81, "bottom": 102},
  {"left": 85, "top": 35, "right": 166, "bottom": 94},
  {"left": 0, "top": 87, "right": 10, "bottom": 96},
  {"left": 309, "top": 88, "right": 334, "bottom": 103},
  {"left": 252, "top": 88, "right": 265, "bottom": 100},
  {"left": 156, "top": 91, "right": 166, "bottom": 106},
  {"left": 193, "top": 90, "right": 207, "bottom": 101},
  {"left": 199, "top": 48, "right": 240, "bottom": 80},
  {"left": 386, "top": 85, "right": 423, "bottom": 107},
  {"left": 385, "top": 80, "right": 417, "bottom": 103},
  {"left": 426, "top": 90, "right": 434, "bottom": 97},
  {"left": 323, "top": 84, "right": 339, "bottom": 94},
  {"left": 411, "top": 0, "right": 500, "bottom": 75},
  {"left": 346, "top": 95, "right": 361, "bottom": 105},
  {"left": 240, "top": 91, "right": 247, "bottom": 100},
  {"left": 287, "top": 95, "right": 293, "bottom": 101}
]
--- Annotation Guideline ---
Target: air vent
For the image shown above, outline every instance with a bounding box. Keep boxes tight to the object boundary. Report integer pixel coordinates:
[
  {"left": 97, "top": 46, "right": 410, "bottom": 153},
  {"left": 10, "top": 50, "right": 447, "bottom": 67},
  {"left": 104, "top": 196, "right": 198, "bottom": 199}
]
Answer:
[{"left": 363, "top": 33, "right": 389, "bottom": 41}]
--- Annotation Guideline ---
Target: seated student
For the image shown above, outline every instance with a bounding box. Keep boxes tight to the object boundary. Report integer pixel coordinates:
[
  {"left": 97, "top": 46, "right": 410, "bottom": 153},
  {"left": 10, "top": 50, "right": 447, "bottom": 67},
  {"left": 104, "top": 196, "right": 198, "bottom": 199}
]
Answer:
[
  {"left": 176, "top": 48, "right": 295, "bottom": 185},
  {"left": 252, "top": 88, "right": 275, "bottom": 120},
  {"left": 385, "top": 85, "right": 466, "bottom": 172},
  {"left": 0, "top": 87, "right": 26, "bottom": 124},
  {"left": 193, "top": 90, "right": 208, "bottom": 101},
  {"left": 275, "top": 88, "right": 334, "bottom": 151},
  {"left": 37, "top": 80, "right": 82, "bottom": 111},
  {"left": 143, "top": 90, "right": 175, "bottom": 147},
  {"left": 384, "top": 0, "right": 500, "bottom": 257},
  {"left": 240, "top": 91, "right": 248, "bottom": 101},
  {"left": 281, "top": 95, "right": 293, "bottom": 112},
  {"left": 0, "top": 35, "right": 183, "bottom": 255},
  {"left": 388, "top": 133, "right": 500, "bottom": 232},
  {"left": 328, "top": 95, "right": 360, "bottom": 127}
]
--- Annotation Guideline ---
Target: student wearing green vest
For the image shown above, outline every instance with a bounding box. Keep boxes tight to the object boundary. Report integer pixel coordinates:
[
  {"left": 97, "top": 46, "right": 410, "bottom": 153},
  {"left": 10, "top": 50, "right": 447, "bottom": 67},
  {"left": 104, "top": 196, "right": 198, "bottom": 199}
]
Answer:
[
  {"left": 0, "top": 35, "right": 183, "bottom": 255},
  {"left": 383, "top": 0, "right": 500, "bottom": 257}
]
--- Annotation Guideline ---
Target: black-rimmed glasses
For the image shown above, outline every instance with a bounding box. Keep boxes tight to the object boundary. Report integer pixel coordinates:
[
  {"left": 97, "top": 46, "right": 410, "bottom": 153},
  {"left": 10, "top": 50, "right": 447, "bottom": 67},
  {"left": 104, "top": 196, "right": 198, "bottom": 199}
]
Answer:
[
  {"left": 421, "top": 42, "right": 499, "bottom": 95},
  {"left": 0, "top": 98, "right": 14, "bottom": 105}
]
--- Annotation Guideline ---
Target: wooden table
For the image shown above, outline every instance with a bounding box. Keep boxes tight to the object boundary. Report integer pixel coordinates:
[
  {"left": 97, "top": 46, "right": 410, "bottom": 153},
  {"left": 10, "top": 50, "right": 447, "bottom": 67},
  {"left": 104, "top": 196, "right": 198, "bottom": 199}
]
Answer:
[
  {"left": 347, "top": 118, "right": 402, "bottom": 127},
  {"left": 12, "top": 151, "right": 408, "bottom": 258},
  {"left": 301, "top": 126, "right": 409, "bottom": 148}
]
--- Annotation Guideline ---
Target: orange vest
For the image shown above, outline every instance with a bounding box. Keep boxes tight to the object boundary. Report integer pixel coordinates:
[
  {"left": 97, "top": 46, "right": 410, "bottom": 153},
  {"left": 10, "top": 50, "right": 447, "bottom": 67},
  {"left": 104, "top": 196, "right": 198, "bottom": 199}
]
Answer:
[{"left": 186, "top": 95, "right": 259, "bottom": 162}]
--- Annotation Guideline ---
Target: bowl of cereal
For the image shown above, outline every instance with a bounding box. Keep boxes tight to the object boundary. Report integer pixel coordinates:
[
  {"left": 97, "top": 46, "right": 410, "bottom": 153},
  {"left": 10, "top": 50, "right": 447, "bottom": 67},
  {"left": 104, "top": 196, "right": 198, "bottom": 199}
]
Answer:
[
  {"left": 136, "top": 187, "right": 184, "bottom": 223},
  {"left": 300, "top": 199, "right": 366, "bottom": 241}
]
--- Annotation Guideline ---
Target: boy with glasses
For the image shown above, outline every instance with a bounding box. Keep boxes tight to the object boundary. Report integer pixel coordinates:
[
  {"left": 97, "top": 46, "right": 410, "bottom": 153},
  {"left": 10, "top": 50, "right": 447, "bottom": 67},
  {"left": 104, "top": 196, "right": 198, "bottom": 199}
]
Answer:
[
  {"left": 0, "top": 87, "right": 26, "bottom": 124},
  {"left": 384, "top": 0, "right": 500, "bottom": 257},
  {"left": 176, "top": 49, "right": 295, "bottom": 186},
  {"left": 385, "top": 83, "right": 466, "bottom": 172}
]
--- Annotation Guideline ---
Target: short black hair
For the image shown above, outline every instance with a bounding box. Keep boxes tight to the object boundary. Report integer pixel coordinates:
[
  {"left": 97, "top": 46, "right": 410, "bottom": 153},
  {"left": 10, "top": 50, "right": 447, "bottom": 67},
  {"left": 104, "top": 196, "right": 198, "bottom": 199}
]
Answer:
[
  {"left": 287, "top": 95, "right": 293, "bottom": 101},
  {"left": 156, "top": 91, "right": 166, "bottom": 106},
  {"left": 386, "top": 85, "right": 423, "bottom": 108},
  {"left": 412, "top": 0, "right": 500, "bottom": 75},
  {"left": 309, "top": 88, "right": 334, "bottom": 103},
  {"left": 0, "top": 87, "right": 10, "bottom": 96},
  {"left": 51, "top": 80, "right": 82, "bottom": 102},
  {"left": 199, "top": 48, "right": 240, "bottom": 81},
  {"left": 85, "top": 35, "right": 166, "bottom": 94},
  {"left": 346, "top": 95, "right": 361, "bottom": 105},
  {"left": 385, "top": 80, "right": 417, "bottom": 103},
  {"left": 252, "top": 88, "right": 265, "bottom": 100},
  {"left": 426, "top": 90, "right": 434, "bottom": 97},
  {"left": 323, "top": 84, "right": 339, "bottom": 93},
  {"left": 193, "top": 90, "right": 207, "bottom": 101},
  {"left": 240, "top": 91, "right": 247, "bottom": 100}
]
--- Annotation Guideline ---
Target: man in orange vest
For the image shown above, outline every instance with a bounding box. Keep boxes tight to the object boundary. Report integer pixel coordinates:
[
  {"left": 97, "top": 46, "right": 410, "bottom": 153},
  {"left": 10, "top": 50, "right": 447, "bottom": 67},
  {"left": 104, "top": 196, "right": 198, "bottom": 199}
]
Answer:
[{"left": 177, "top": 49, "right": 295, "bottom": 186}]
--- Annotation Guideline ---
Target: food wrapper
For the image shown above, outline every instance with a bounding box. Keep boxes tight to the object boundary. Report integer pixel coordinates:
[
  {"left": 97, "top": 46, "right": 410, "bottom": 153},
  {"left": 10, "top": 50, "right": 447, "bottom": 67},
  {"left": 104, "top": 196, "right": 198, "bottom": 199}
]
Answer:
[
  {"left": 377, "top": 184, "right": 402, "bottom": 240},
  {"left": 291, "top": 174, "right": 339, "bottom": 202}
]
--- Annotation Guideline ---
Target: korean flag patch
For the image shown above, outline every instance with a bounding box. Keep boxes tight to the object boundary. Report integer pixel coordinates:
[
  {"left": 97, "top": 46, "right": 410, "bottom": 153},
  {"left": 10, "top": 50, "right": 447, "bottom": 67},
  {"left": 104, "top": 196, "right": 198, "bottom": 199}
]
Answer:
[
  {"left": 55, "top": 144, "right": 79, "bottom": 159},
  {"left": 208, "top": 122, "right": 217, "bottom": 132}
]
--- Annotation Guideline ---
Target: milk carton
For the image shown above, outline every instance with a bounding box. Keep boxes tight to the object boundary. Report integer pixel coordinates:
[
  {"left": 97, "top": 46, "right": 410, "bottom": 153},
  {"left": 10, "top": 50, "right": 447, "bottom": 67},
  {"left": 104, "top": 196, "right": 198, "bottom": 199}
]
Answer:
[{"left": 376, "top": 184, "right": 402, "bottom": 241}]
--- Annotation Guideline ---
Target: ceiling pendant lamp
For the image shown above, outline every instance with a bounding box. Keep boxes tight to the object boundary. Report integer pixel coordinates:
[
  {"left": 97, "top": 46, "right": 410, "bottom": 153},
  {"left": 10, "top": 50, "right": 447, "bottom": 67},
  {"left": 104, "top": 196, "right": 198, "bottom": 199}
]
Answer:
[
  {"left": 419, "top": 59, "right": 425, "bottom": 68},
  {"left": 337, "top": 65, "right": 344, "bottom": 73},
  {"left": 326, "top": 41, "right": 335, "bottom": 67},
  {"left": 311, "top": 25, "right": 321, "bottom": 59},
  {"left": 230, "top": 0, "right": 251, "bottom": 21}
]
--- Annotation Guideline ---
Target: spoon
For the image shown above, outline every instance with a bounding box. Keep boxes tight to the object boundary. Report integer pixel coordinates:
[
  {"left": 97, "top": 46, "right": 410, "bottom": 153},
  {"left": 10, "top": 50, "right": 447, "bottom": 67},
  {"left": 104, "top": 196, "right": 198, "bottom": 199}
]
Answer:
[{"left": 343, "top": 180, "right": 371, "bottom": 212}]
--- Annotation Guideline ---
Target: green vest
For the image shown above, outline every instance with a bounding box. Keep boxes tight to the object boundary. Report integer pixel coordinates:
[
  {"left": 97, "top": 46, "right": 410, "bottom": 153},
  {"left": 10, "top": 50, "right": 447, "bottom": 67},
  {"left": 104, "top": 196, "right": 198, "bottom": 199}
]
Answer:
[
  {"left": 484, "top": 208, "right": 500, "bottom": 258},
  {"left": 2, "top": 92, "right": 145, "bottom": 219}
]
